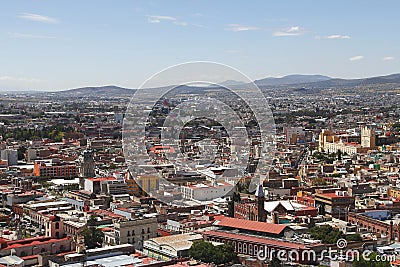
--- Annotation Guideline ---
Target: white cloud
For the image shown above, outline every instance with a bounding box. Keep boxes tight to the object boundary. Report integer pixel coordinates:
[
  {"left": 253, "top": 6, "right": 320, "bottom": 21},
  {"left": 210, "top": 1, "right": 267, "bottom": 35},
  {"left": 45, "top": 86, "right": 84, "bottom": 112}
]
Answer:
[
  {"left": 8, "top": 32, "right": 55, "bottom": 39},
  {"left": 146, "top": 15, "right": 177, "bottom": 23},
  {"left": 383, "top": 56, "right": 395, "bottom": 61},
  {"left": 226, "top": 24, "right": 261, "bottom": 32},
  {"left": 273, "top": 26, "right": 305, "bottom": 37},
  {"left": 326, "top": 34, "right": 351, "bottom": 39},
  {"left": 349, "top": 55, "right": 364, "bottom": 61},
  {"left": 18, "top": 13, "right": 58, "bottom": 23},
  {"left": 146, "top": 15, "right": 188, "bottom": 26},
  {"left": 0, "top": 76, "right": 43, "bottom": 83}
]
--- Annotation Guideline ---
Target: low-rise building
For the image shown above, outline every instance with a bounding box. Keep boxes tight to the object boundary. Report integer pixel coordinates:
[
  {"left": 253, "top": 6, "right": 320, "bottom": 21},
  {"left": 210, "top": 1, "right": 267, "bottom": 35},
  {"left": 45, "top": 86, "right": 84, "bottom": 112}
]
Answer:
[{"left": 143, "top": 233, "right": 203, "bottom": 261}]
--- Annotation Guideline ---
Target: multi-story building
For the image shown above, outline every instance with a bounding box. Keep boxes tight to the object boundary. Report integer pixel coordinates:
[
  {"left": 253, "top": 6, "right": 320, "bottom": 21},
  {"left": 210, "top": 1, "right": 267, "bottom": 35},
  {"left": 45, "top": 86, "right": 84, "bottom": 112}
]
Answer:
[
  {"left": 84, "top": 177, "right": 116, "bottom": 194},
  {"left": 101, "top": 180, "right": 128, "bottom": 195},
  {"left": 126, "top": 174, "right": 160, "bottom": 196},
  {"left": 33, "top": 159, "right": 78, "bottom": 178},
  {"left": 315, "top": 191, "right": 354, "bottom": 220},
  {"left": 0, "top": 149, "right": 18, "bottom": 166},
  {"left": 180, "top": 181, "right": 234, "bottom": 201},
  {"left": 388, "top": 187, "right": 400, "bottom": 199},
  {"left": 104, "top": 216, "right": 158, "bottom": 250}
]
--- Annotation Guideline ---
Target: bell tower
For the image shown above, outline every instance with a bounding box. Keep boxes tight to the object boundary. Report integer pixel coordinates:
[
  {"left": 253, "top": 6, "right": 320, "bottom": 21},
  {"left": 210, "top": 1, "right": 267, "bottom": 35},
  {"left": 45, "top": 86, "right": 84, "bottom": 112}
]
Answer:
[{"left": 255, "top": 184, "right": 266, "bottom": 222}]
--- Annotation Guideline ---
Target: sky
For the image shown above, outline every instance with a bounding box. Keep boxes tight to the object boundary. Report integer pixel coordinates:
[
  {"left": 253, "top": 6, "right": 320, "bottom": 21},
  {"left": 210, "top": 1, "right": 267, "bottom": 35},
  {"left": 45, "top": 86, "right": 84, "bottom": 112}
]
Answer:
[{"left": 0, "top": 0, "right": 399, "bottom": 91}]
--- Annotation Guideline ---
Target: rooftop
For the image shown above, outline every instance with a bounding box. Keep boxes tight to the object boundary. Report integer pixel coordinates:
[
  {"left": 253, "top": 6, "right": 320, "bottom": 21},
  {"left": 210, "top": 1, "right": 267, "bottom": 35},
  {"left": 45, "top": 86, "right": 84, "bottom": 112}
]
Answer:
[{"left": 214, "top": 216, "right": 287, "bottom": 235}]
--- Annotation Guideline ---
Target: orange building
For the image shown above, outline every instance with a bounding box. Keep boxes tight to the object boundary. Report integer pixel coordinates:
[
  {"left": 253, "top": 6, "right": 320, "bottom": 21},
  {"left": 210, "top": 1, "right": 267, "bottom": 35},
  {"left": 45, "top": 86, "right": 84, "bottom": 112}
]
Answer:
[{"left": 33, "top": 159, "right": 78, "bottom": 178}]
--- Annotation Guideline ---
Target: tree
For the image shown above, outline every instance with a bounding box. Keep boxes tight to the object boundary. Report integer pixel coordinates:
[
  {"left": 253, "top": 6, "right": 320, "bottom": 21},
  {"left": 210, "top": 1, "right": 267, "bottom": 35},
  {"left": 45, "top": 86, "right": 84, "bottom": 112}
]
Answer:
[
  {"left": 82, "top": 216, "right": 104, "bottom": 249},
  {"left": 346, "top": 233, "right": 362, "bottom": 242},
  {"left": 188, "top": 240, "right": 237, "bottom": 265},
  {"left": 310, "top": 225, "right": 345, "bottom": 244},
  {"left": 269, "top": 252, "right": 282, "bottom": 267}
]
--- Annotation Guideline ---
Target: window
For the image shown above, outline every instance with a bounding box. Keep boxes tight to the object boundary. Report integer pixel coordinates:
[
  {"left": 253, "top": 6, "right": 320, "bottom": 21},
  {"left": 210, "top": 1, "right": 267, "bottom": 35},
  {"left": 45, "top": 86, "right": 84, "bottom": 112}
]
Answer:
[
  {"left": 55, "top": 222, "right": 59, "bottom": 229},
  {"left": 238, "top": 242, "right": 242, "bottom": 253},
  {"left": 254, "top": 245, "right": 258, "bottom": 256},
  {"left": 243, "top": 243, "right": 247, "bottom": 254},
  {"left": 249, "top": 244, "right": 253, "bottom": 255},
  {"left": 127, "top": 231, "right": 130, "bottom": 236},
  {"left": 147, "top": 227, "right": 150, "bottom": 233}
]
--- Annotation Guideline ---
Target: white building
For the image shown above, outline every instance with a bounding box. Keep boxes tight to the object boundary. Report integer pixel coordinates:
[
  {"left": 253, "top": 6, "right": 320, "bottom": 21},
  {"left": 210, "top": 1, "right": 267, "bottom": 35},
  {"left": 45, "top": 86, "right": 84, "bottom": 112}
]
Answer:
[{"left": 180, "top": 182, "right": 234, "bottom": 201}]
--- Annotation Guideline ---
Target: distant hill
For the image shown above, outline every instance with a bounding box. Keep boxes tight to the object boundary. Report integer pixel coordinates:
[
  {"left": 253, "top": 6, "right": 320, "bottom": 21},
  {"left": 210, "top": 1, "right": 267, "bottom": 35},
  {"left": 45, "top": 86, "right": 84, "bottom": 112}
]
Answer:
[
  {"left": 37, "top": 73, "right": 400, "bottom": 97},
  {"left": 211, "top": 80, "right": 247, "bottom": 87},
  {"left": 254, "top": 74, "right": 331, "bottom": 86},
  {"left": 51, "top": 85, "right": 135, "bottom": 97},
  {"left": 293, "top": 73, "right": 400, "bottom": 88}
]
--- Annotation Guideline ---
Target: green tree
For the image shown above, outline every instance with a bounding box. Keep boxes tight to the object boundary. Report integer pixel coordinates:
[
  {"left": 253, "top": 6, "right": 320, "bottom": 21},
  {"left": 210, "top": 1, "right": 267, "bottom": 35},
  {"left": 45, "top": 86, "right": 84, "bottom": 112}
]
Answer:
[
  {"left": 188, "top": 240, "right": 237, "bottom": 265},
  {"left": 346, "top": 233, "right": 362, "bottom": 242},
  {"left": 310, "top": 225, "right": 345, "bottom": 244},
  {"left": 82, "top": 216, "right": 104, "bottom": 249}
]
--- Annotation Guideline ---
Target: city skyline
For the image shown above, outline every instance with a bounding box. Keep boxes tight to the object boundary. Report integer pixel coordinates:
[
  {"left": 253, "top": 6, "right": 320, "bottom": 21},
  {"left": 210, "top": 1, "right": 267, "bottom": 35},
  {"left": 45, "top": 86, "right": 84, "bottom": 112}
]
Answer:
[{"left": 0, "top": 0, "right": 399, "bottom": 91}]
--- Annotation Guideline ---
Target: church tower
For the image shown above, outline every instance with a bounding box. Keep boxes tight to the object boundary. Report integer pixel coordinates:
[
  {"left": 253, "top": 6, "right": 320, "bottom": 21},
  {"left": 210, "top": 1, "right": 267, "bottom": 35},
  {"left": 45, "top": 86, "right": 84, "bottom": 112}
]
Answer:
[
  {"left": 255, "top": 184, "right": 266, "bottom": 222},
  {"left": 79, "top": 150, "right": 95, "bottom": 189},
  {"left": 361, "top": 126, "right": 376, "bottom": 148}
]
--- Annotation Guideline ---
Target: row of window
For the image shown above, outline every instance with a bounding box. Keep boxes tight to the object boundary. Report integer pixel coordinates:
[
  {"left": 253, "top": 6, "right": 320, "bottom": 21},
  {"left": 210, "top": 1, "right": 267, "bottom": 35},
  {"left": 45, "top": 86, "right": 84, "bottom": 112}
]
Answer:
[
  {"left": 209, "top": 238, "right": 262, "bottom": 256},
  {"left": 127, "top": 227, "right": 151, "bottom": 236},
  {"left": 127, "top": 235, "right": 150, "bottom": 244}
]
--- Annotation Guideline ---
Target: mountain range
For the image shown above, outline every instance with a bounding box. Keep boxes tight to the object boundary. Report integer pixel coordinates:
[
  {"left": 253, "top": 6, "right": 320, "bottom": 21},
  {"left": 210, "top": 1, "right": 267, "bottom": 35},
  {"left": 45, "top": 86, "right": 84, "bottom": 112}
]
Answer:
[{"left": 38, "top": 73, "right": 400, "bottom": 97}]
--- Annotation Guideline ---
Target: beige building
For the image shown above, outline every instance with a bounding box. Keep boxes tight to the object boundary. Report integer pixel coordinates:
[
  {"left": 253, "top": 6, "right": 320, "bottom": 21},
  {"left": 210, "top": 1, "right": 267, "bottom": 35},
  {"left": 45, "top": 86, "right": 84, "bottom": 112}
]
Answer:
[
  {"left": 104, "top": 216, "right": 158, "bottom": 250},
  {"left": 319, "top": 127, "right": 373, "bottom": 155},
  {"left": 324, "top": 141, "right": 361, "bottom": 155}
]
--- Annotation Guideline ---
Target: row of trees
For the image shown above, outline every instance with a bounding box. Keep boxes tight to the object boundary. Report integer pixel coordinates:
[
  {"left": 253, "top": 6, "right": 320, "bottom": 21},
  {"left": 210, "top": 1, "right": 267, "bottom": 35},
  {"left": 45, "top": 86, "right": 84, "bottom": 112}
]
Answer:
[{"left": 0, "top": 125, "right": 74, "bottom": 141}]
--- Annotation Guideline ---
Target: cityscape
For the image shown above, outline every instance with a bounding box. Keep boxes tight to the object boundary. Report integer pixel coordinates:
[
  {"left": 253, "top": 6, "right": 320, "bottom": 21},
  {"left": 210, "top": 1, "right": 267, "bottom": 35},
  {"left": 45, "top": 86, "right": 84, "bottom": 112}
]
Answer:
[{"left": 1, "top": 1, "right": 400, "bottom": 267}]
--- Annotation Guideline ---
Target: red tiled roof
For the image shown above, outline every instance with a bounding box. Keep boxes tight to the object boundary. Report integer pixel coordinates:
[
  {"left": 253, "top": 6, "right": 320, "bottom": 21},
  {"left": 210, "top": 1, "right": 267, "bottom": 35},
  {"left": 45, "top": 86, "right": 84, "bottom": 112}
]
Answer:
[
  {"left": 149, "top": 146, "right": 175, "bottom": 154},
  {"left": 214, "top": 216, "right": 287, "bottom": 235},
  {"left": 5, "top": 237, "right": 70, "bottom": 250}
]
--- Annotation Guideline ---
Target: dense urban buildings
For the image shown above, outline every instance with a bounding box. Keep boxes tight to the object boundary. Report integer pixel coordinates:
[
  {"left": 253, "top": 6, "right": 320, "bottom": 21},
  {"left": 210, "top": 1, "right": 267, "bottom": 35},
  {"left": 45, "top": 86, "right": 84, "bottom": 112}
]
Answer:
[{"left": 2, "top": 75, "right": 400, "bottom": 267}]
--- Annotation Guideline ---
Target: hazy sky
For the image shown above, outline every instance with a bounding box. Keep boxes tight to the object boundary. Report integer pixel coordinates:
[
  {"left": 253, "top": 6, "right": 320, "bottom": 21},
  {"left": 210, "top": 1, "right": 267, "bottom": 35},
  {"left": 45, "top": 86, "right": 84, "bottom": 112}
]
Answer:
[{"left": 0, "top": 0, "right": 399, "bottom": 91}]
